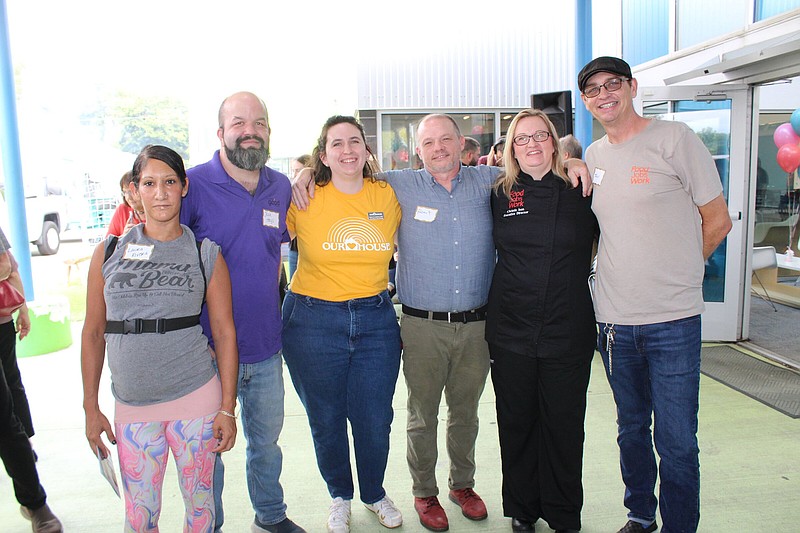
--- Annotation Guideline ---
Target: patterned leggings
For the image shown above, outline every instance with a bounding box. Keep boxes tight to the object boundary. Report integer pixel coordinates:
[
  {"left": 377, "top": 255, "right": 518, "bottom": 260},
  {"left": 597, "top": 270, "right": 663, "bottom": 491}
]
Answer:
[{"left": 115, "top": 414, "right": 216, "bottom": 532}]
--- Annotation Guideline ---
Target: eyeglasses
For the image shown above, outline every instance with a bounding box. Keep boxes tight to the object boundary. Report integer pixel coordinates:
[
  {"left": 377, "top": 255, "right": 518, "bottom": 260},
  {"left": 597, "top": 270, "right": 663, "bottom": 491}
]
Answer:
[
  {"left": 583, "top": 77, "right": 629, "bottom": 98},
  {"left": 513, "top": 131, "right": 551, "bottom": 146}
]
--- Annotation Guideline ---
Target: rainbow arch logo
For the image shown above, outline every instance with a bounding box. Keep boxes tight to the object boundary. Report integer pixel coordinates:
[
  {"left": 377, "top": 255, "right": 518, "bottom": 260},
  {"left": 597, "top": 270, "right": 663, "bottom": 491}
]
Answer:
[{"left": 322, "top": 217, "right": 392, "bottom": 252}]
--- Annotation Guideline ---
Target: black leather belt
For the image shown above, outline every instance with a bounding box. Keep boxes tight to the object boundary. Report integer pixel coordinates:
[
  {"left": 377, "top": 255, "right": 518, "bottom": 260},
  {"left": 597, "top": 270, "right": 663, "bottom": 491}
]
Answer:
[
  {"left": 105, "top": 315, "right": 200, "bottom": 334},
  {"left": 401, "top": 304, "right": 488, "bottom": 323}
]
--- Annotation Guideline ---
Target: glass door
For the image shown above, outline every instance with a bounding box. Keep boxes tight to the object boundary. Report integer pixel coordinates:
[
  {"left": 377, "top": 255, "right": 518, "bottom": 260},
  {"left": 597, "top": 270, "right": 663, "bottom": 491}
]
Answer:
[{"left": 637, "top": 85, "right": 752, "bottom": 341}]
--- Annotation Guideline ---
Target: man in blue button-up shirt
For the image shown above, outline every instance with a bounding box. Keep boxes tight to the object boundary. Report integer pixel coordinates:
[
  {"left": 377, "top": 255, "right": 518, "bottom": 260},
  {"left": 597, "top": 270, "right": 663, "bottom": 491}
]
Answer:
[{"left": 389, "top": 115, "right": 498, "bottom": 530}]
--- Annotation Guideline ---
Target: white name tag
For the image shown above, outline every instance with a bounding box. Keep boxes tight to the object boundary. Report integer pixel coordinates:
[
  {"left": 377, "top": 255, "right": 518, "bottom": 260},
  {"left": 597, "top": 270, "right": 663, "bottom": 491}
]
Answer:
[
  {"left": 263, "top": 209, "right": 279, "bottom": 228},
  {"left": 414, "top": 206, "right": 438, "bottom": 222},
  {"left": 592, "top": 167, "right": 606, "bottom": 185},
  {"left": 123, "top": 243, "right": 154, "bottom": 261}
]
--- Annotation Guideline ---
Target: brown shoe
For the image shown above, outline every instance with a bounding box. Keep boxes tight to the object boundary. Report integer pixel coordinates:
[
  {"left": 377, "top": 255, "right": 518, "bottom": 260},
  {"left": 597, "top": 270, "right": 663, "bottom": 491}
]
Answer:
[
  {"left": 414, "top": 496, "right": 449, "bottom": 531},
  {"left": 448, "top": 488, "right": 488, "bottom": 521},
  {"left": 20, "top": 504, "right": 64, "bottom": 533}
]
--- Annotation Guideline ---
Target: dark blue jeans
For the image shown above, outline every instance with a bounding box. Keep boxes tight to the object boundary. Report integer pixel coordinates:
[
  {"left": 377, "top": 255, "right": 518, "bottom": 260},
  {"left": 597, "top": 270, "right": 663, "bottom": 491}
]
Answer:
[
  {"left": 282, "top": 291, "right": 401, "bottom": 504},
  {"left": 597, "top": 315, "right": 701, "bottom": 533}
]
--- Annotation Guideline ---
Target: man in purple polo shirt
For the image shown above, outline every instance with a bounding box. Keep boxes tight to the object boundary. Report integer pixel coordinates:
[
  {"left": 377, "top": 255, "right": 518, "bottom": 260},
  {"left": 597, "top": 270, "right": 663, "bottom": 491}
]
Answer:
[{"left": 181, "top": 92, "right": 304, "bottom": 533}]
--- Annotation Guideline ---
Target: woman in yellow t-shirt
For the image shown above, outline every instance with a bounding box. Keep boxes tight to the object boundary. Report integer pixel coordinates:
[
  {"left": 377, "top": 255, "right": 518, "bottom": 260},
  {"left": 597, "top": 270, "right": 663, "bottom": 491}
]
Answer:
[{"left": 282, "top": 116, "right": 402, "bottom": 532}]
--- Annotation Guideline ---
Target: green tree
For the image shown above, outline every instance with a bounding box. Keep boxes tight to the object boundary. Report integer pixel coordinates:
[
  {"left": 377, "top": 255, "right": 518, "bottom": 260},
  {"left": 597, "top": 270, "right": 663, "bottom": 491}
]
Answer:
[
  {"left": 115, "top": 94, "right": 190, "bottom": 159},
  {"left": 82, "top": 92, "right": 190, "bottom": 159},
  {"left": 695, "top": 127, "right": 729, "bottom": 156}
]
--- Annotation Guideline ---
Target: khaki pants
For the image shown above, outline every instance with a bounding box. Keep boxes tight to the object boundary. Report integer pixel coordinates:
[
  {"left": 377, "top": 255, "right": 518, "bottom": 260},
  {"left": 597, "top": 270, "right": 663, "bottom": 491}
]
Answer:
[{"left": 401, "top": 314, "right": 490, "bottom": 497}]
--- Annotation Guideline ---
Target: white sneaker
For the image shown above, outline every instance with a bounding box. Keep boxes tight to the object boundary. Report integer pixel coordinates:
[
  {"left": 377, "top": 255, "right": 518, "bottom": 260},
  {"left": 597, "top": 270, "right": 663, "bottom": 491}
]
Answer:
[
  {"left": 327, "top": 497, "right": 351, "bottom": 533},
  {"left": 365, "top": 495, "right": 403, "bottom": 529}
]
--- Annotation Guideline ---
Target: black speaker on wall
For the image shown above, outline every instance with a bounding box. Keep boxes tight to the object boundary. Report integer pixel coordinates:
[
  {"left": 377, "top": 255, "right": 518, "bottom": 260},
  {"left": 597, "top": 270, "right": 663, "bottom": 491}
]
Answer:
[{"left": 531, "top": 91, "right": 573, "bottom": 138}]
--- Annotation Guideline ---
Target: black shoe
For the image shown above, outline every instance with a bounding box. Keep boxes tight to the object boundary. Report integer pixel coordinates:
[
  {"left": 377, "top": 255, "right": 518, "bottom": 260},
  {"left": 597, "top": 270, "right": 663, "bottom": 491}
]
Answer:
[
  {"left": 555, "top": 530, "right": 580, "bottom": 533},
  {"left": 617, "top": 520, "right": 657, "bottom": 533},
  {"left": 512, "top": 517, "right": 535, "bottom": 532},
  {"left": 252, "top": 517, "right": 306, "bottom": 533}
]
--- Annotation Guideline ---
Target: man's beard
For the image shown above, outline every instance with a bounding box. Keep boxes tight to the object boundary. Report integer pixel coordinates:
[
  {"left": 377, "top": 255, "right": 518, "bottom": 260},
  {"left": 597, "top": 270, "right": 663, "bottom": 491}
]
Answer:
[{"left": 225, "top": 135, "right": 269, "bottom": 171}]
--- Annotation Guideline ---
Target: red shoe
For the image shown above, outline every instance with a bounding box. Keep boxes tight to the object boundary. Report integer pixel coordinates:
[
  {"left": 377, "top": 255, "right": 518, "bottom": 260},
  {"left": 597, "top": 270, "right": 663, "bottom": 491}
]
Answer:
[
  {"left": 414, "top": 496, "right": 449, "bottom": 532},
  {"left": 448, "top": 488, "right": 488, "bottom": 521}
]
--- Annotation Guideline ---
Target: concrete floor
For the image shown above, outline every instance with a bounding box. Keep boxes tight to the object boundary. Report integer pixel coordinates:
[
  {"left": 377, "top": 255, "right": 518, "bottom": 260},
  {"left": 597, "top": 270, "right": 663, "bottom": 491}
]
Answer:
[{"left": 2, "top": 320, "right": 799, "bottom": 532}]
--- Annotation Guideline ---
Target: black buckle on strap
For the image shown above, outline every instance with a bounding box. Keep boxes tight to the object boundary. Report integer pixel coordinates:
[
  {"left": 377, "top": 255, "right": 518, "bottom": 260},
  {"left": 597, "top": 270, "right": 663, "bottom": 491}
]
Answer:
[
  {"left": 449, "top": 312, "right": 467, "bottom": 324},
  {"left": 107, "top": 314, "right": 199, "bottom": 335},
  {"left": 122, "top": 318, "right": 143, "bottom": 334}
]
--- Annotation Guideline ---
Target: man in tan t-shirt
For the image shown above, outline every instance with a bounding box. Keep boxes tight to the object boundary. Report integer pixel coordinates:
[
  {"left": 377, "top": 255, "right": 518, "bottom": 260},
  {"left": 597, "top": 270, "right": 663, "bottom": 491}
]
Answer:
[{"left": 578, "top": 56, "right": 732, "bottom": 533}]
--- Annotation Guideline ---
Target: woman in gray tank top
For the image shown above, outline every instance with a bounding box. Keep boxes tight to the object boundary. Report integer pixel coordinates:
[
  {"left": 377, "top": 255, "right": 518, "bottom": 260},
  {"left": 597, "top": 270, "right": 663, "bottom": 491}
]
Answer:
[{"left": 81, "top": 145, "right": 239, "bottom": 532}]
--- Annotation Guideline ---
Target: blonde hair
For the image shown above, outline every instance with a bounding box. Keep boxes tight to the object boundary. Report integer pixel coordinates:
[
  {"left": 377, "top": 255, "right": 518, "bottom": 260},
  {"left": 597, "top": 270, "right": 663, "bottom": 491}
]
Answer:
[{"left": 494, "top": 109, "right": 570, "bottom": 198}]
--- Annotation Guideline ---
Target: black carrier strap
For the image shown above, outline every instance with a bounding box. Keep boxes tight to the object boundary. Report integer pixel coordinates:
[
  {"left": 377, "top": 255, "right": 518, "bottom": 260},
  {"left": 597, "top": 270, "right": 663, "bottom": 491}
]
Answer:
[
  {"left": 103, "top": 235, "right": 119, "bottom": 264},
  {"left": 104, "top": 236, "right": 207, "bottom": 334},
  {"left": 105, "top": 315, "right": 200, "bottom": 334}
]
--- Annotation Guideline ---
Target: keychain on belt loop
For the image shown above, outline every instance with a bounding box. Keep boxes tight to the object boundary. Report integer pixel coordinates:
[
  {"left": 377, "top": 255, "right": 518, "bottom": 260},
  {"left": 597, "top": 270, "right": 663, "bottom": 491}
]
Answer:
[{"left": 603, "top": 323, "right": 616, "bottom": 375}]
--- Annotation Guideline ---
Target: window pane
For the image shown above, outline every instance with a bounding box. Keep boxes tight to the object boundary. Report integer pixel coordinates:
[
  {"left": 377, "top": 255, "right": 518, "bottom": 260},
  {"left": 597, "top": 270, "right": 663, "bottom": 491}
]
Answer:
[
  {"left": 622, "top": 0, "right": 670, "bottom": 65},
  {"left": 756, "top": 112, "right": 799, "bottom": 255},
  {"left": 756, "top": 0, "right": 800, "bottom": 21},
  {"left": 379, "top": 113, "right": 497, "bottom": 171},
  {"left": 677, "top": 0, "right": 747, "bottom": 49}
]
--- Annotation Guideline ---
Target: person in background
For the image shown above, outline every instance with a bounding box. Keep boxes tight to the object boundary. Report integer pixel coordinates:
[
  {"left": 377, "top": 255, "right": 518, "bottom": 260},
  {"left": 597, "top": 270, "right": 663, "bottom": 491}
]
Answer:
[
  {"left": 461, "top": 137, "right": 481, "bottom": 166},
  {"left": 487, "top": 110, "right": 597, "bottom": 533},
  {"left": 579, "top": 56, "right": 732, "bottom": 533},
  {"left": 0, "top": 226, "right": 63, "bottom": 533},
  {"left": 106, "top": 171, "right": 146, "bottom": 237},
  {"left": 0, "top": 245, "right": 35, "bottom": 445},
  {"left": 283, "top": 115, "right": 402, "bottom": 533},
  {"left": 82, "top": 145, "right": 238, "bottom": 531},
  {"left": 180, "top": 91, "right": 304, "bottom": 533},
  {"left": 480, "top": 137, "right": 506, "bottom": 167},
  {"left": 290, "top": 155, "right": 311, "bottom": 179},
  {"left": 559, "top": 134, "right": 583, "bottom": 161},
  {"left": 288, "top": 154, "right": 312, "bottom": 281}
]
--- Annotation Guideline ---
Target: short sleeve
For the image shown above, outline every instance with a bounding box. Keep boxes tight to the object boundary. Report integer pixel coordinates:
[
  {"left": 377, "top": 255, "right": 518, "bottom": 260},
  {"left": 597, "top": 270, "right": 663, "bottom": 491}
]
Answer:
[
  {"left": 671, "top": 123, "right": 724, "bottom": 207},
  {"left": 200, "top": 238, "right": 221, "bottom": 289}
]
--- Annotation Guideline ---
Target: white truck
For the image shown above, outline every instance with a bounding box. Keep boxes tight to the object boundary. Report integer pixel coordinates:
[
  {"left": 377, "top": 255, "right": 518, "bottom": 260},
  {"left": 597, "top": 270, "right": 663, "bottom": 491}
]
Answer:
[
  {"left": 0, "top": 189, "right": 70, "bottom": 256},
  {"left": 25, "top": 193, "right": 70, "bottom": 255}
]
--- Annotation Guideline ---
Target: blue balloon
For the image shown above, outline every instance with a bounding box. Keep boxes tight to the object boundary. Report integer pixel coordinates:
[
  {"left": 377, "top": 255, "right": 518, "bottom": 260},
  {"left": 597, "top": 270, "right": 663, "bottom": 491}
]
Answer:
[{"left": 792, "top": 108, "right": 800, "bottom": 137}]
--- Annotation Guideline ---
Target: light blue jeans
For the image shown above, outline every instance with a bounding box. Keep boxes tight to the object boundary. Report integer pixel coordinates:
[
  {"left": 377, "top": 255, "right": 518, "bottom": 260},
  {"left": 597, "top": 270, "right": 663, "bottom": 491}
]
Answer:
[
  {"left": 214, "top": 353, "right": 287, "bottom": 531},
  {"left": 597, "top": 315, "right": 701, "bottom": 533}
]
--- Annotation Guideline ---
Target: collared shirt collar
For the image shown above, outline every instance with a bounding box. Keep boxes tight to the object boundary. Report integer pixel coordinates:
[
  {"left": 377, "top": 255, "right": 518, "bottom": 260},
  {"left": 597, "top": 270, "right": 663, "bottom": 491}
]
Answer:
[
  {"left": 208, "top": 150, "right": 272, "bottom": 187},
  {"left": 422, "top": 166, "right": 463, "bottom": 189}
]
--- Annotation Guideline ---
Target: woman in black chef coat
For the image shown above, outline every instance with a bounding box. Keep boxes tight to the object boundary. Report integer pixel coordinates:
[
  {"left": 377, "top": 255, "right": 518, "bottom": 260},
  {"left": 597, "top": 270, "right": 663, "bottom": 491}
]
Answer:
[{"left": 486, "top": 109, "right": 598, "bottom": 533}]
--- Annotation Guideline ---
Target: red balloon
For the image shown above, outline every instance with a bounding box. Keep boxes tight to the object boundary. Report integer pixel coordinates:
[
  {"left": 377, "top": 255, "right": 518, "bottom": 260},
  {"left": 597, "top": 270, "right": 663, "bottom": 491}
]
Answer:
[{"left": 776, "top": 143, "right": 800, "bottom": 173}]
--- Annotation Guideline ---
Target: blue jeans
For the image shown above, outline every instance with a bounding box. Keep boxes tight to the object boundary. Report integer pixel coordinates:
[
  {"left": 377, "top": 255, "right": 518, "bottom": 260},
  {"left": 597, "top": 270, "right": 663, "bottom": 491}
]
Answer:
[
  {"left": 214, "top": 353, "right": 288, "bottom": 530},
  {"left": 597, "top": 315, "right": 701, "bottom": 533},
  {"left": 287, "top": 250, "right": 298, "bottom": 281},
  {"left": 281, "top": 291, "right": 401, "bottom": 504}
]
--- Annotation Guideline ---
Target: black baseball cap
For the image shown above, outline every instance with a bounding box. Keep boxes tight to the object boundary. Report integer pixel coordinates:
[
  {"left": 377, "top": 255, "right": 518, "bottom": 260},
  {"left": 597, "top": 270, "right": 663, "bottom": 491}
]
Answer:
[{"left": 578, "top": 56, "right": 633, "bottom": 92}]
